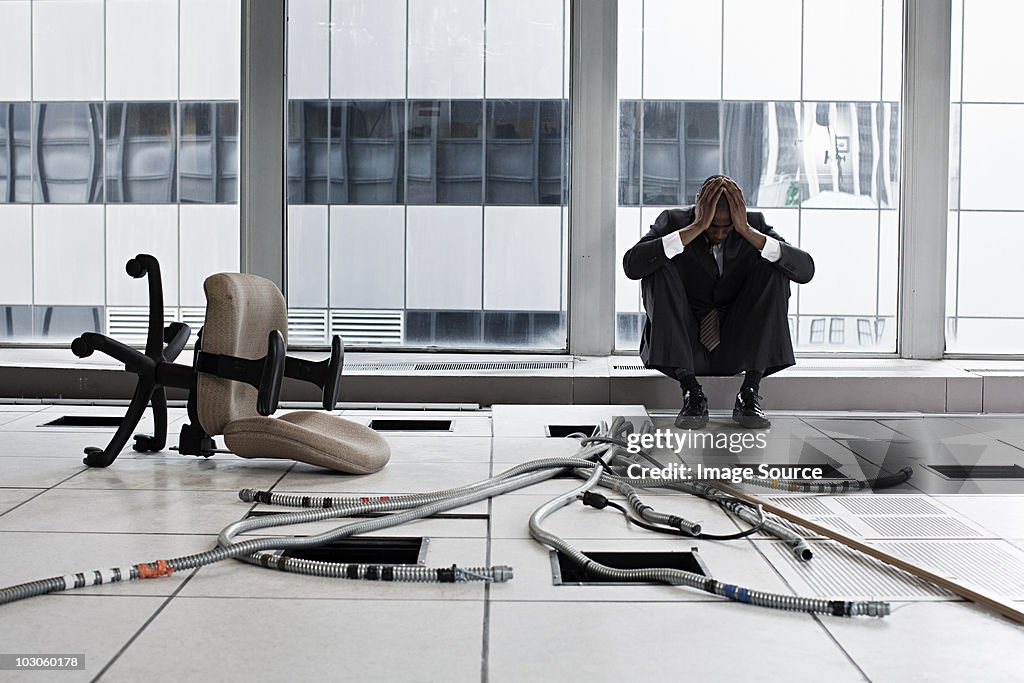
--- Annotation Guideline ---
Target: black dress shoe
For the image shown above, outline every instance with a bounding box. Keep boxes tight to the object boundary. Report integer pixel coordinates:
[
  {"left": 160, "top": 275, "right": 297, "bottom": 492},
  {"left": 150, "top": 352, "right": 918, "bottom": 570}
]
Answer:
[
  {"left": 732, "top": 387, "right": 771, "bottom": 429},
  {"left": 675, "top": 388, "right": 709, "bottom": 429}
]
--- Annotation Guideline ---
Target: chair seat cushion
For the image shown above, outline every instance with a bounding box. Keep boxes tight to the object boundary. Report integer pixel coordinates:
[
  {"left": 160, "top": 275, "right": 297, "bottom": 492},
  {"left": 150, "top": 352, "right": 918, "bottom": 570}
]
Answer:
[{"left": 223, "top": 411, "right": 390, "bottom": 474}]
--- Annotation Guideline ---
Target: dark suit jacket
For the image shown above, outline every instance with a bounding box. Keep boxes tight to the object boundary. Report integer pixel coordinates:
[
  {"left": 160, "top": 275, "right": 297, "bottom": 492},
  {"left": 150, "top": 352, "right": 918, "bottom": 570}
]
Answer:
[{"left": 623, "top": 207, "right": 814, "bottom": 317}]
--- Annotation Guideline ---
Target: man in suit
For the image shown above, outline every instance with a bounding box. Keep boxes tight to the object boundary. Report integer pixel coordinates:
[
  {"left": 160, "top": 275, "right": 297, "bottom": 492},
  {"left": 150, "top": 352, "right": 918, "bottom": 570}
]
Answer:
[{"left": 622, "top": 175, "right": 815, "bottom": 429}]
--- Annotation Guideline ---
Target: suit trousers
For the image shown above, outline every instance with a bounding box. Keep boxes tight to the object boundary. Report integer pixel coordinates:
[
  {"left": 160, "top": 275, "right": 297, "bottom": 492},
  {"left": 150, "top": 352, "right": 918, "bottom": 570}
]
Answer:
[{"left": 640, "top": 256, "right": 796, "bottom": 380}]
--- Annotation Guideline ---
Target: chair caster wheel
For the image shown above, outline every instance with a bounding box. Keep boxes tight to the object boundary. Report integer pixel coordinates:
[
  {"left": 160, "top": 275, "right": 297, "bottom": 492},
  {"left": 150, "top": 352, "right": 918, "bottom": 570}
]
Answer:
[
  {"left": 133, "top": 435, "right": 157, "bottom": 452},
  {"left": 83, "top": 446, "right": 104, "bottom": 467},
  {"left": 71, "top": 337, "right": 93, "bottom": 358}
]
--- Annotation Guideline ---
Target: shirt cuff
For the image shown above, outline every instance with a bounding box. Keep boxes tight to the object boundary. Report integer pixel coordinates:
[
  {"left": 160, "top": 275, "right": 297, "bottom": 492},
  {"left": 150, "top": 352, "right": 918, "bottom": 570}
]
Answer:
[
  {"left": 661, "top": 231, "right": 685, "bottom": 259},
  {"left": 760, "top": 235, "right": 782, "bottom": 262}
]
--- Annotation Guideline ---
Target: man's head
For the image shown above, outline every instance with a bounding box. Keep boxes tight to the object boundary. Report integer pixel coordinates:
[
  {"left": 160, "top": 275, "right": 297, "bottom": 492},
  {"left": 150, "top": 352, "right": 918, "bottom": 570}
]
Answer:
[{"left": 697, "top": 175, "right": 734, "bottom": 245}]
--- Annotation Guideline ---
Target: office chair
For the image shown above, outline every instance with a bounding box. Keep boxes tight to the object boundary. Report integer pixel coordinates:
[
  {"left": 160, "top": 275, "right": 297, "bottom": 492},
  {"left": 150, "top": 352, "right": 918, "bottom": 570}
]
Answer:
[{"left": 70, "top": 254, "right": 390, "bottom": 474}]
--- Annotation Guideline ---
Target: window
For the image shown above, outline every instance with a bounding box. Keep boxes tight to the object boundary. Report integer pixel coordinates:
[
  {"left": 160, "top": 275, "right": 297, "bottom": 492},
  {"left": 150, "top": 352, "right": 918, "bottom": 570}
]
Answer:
[
  {"left": 946, "top": 0, "right": 1024, "bottom": 353},
  {"left": 285, "top": 0, "right": 569, "bottom": 349},
  {"left": 615, "top": 0, "right": 902, "bottom": 353},
  {"left": 0, "top": 0, "right": 241, "bottom": 344}
]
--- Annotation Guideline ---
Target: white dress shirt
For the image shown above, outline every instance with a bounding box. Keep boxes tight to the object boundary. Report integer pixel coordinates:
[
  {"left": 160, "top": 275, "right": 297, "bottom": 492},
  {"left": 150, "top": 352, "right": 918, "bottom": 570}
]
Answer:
[{"left": 661, "top": 230, "right": 781, "bottom": 273}]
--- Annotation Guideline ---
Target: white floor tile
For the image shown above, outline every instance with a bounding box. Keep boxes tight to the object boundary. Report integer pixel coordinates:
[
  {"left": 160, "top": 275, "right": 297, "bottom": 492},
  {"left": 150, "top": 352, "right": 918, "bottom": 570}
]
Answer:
[
  {"left": 383, "top": 435, "right": 491, "bottom": 463},
  {"left": 803, "top": 418, "right": 901, "bottom": 440},
  {"left": 487, "top": 601, "right": 865, "bottom": 682},
  {"left": 237, "top": 508, "right": 488, "bottom": 539},
  {"left": 0, "top": 457, "right": 85, "bottom": 488},
  {"left": 0, "top": 431, "right": 133, "bottom": 459},
  {"left": 0, "top": 595, "right": 166, "bottom": 683},
  {"left": 931, "top": 496, "right": 1024, "bottom": 538},
  {"left": 0, "top": 489, "right": 251, "bottom": 534},
  {"left": 820, "top": 601, "right": 1024, "bottom": 681},
  {"left": 0, "top": 412, "right": 37, "bottom": 426},
  {"left": 103, "top": 598, "right": 485, "bottom": 682},
  {"left": 491, "top": 435, "right": 588, "bottom": 464},
  {"left": 56, "top": 457, "right": 290, "bottom": 492},
  {"left": 275, "top": 462, "right": 492, "bottom": 495},
  {"left": 491, "top": 404, "right": 649, "bottom": 437},
  {"left": 0, "top": 488, "right": 44, "bottom": 513}
]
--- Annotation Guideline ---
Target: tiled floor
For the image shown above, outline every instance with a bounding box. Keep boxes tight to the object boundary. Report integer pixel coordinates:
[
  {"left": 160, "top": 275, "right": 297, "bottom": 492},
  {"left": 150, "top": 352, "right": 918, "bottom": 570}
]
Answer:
[{"left": 1, "top": 403, "right": 1024, "bottom": 682}]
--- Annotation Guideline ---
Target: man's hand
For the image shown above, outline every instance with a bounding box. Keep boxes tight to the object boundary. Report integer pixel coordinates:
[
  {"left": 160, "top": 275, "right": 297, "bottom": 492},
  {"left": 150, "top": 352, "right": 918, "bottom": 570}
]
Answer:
[
  {"left": 693, "top": 177, "right": 726, "bottom": 232},
  {"left": 723, "top": 178, "right": 767, "bottom": 250}
]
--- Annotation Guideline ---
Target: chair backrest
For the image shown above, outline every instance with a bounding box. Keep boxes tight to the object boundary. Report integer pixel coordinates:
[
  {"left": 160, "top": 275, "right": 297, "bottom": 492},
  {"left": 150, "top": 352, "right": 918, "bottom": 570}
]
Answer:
[{"left": 197, "top": 272, "right": 288, "bottom": 436}]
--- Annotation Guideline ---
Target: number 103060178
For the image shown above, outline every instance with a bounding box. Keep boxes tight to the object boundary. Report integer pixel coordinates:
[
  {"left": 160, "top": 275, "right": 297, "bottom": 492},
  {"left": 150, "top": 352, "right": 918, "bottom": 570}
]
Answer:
[{"left": 1, "top": 654, "right": 85, "bottom": 670}]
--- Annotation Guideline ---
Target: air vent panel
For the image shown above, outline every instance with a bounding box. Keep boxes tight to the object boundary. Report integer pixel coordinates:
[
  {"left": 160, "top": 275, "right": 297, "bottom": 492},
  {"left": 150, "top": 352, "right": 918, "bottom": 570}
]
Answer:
[
  {"left": 331, "top": 309, "right": 403, "bottom": 346},
  {"left": 834, "top": 496, "right": 944, "bottom": 516}
]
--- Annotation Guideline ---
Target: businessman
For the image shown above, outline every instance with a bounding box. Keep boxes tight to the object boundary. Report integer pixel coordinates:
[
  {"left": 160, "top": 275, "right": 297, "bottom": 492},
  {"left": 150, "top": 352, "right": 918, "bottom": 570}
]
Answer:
[{"left": 622, "top": 175, "right": 815, "bottom": 429}]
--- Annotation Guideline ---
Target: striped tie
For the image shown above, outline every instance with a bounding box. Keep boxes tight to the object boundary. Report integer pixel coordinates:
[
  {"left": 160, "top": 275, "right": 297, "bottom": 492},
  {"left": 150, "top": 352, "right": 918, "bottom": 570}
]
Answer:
[{"left": 700, "top": 309, "right": 720, "bottom": 352}]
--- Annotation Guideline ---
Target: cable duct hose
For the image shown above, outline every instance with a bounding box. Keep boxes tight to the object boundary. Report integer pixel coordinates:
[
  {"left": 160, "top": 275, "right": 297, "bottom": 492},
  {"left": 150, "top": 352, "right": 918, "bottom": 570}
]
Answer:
[
  {"left": 529, "top": 458, "right": 889, "bottom": 618},
  {"left": 0, "top": 418, "right": 891, "bottom": 617}
]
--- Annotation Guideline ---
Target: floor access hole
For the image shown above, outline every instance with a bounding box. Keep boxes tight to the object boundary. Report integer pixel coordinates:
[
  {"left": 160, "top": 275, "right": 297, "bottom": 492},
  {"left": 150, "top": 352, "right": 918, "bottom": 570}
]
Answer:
[
  {"left": 927, "top": 464, "right": 1024, "bottom": 480},
  {"left": 551, "top": 549, "right": 708, "bottom": 585},
  {"left": 546, "top": 425, "right": 597, "bottom": 438},
  {"left": 42, "top": 415, "right": 125, "bottom": 427},
  {"left": 280, "top": 537, "right": 428, "bottom": 565},
  {"left": 368, "top": 419, "right": 453, "bottom": 432}
]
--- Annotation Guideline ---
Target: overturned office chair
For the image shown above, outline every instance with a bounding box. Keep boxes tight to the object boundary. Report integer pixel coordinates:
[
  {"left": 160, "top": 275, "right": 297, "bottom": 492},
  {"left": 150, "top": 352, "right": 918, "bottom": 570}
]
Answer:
[{"left": 70, "top": 254, "right": 390, "bottom": 474}]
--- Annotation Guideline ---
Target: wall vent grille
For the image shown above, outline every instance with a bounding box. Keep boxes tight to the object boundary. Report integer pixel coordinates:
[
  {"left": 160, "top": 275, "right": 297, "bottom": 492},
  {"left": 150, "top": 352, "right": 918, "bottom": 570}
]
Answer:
[
  {"left": 330, "top": 310, "right": 403, "bottom": 346},
  {"left": 287, "top": 309, "right": 329, "bottom": 346},
  {"left": 107, "top": 307, "right": 180, "bottom": 344}
]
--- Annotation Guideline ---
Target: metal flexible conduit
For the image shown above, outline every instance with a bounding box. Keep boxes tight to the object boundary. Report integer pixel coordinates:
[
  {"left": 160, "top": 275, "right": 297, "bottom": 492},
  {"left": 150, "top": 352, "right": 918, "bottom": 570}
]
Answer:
[
  {"left": 1, "top": 417, "right": 891, "bottom": 617},
  {"left": 529, "top": 462, "right": 890, "bottom": 618},
  {"left": 594, "top": 469, "right": 814, "bottom": 561},
  {"left": 0, "top": 448, "right": 608, "bottom": 606}
]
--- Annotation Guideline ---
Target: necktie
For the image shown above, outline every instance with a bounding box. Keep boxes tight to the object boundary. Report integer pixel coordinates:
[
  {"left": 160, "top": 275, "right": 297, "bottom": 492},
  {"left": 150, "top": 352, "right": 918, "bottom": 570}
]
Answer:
[{"left": 700, "top": 308, "right": 720, "bottom": 352}]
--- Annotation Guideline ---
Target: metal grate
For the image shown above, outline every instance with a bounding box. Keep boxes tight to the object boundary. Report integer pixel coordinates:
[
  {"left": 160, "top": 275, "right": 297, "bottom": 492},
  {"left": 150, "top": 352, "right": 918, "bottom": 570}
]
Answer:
[
  {"left": 179, "top": 307, "right": 207, "bottom": 334},
  {"left": 834, "top": 495, "right": 944, "bottom": 516},
  {"left": 612, "top": 363, "right": 648, "bottom": 371},
  {"left": 861, "top": 516, "right": 983, "bottom": 539},
  {"left": 331, "top": 309, "right": 403, "bottom": 345},
  {"left": 107, "top": 307, "right": 180, "bottom": 345},
  {"left": 346, "top": 363, "right": 418, "bottom": 372},
  {"left": 759, "top": 515, "right": 861, "bottom": 540},
  {"left": 414, "top": 361, "right": 571, "bottom": 371},
  {"left": 928, "top": 464, "right": 1024, "bottom": 480},
  {"left": 769, "top": 541, "right": 951, "bottom": 599},
  {"left": 287, "top": 309, "right": 329, "bottom": 346},
  {"left": 879, "top": 541, "right": 1024, "bottom": 598},
  {"left": 766, "top": 496, "right": 834, "bottom": 516}
]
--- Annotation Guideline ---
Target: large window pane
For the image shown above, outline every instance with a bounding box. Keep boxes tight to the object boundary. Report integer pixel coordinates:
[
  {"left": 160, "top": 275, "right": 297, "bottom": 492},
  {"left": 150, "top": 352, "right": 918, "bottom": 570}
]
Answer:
[
  {"left": 616, "top": 0, "right": 901, "bottom": 353},
  {"left": 286, "top": 0, "right": 568, "bottom": 349},
  {"left": 947, "top": 1, "right": 1024, "bottom": 352},
  {"left": 0, "top": 1, "right": 241, "bottom": 344}
]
